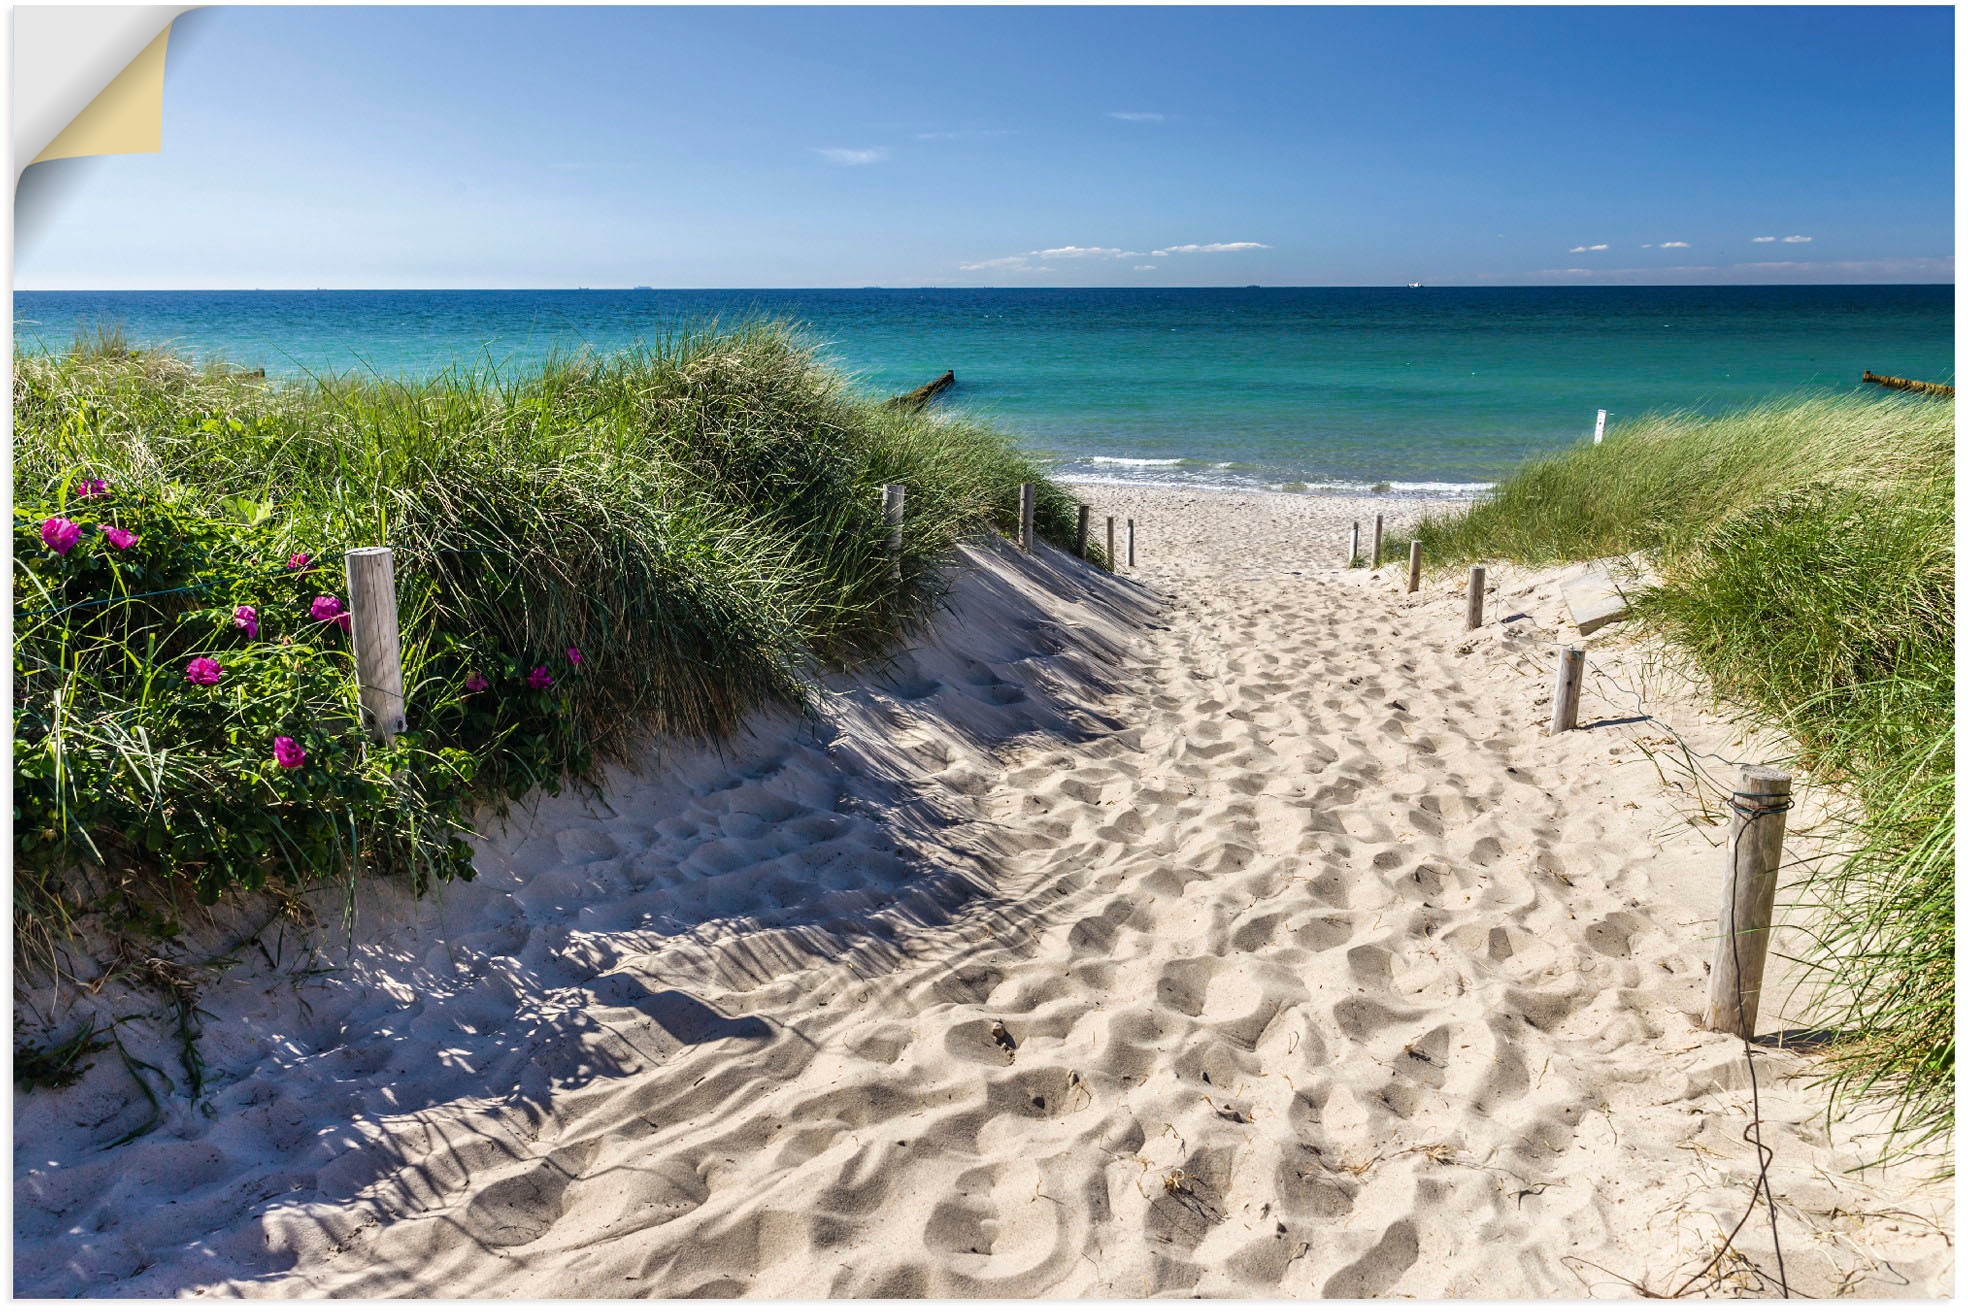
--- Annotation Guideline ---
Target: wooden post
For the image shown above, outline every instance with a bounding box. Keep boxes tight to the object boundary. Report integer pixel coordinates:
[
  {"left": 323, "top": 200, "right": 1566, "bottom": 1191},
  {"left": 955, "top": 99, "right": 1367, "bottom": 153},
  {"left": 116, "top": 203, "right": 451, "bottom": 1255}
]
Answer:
[
  {"left": 1549, "top": 644, "right": 1585, "bottom": 733},
  {"left": 1464, "top": 565, "right": 1486, "bottom": 630},
  {"left": 1018, "top": 483, "right": 1036, "bottom": 553},
  {"left": 1075, "top": 503, "right": 1090, "bottom": 558},
  {"left": 1106, "top": 515, "right": 1116, "bottom": 567},
  {"left": 1704, "top": 766, "right": 1793, "bottom": 1038},
  {"left": 882, "top": 483, "right": 905, "bottom": 583},
  {"left": 1371, "top": 514, "right": 1384, "bottom": 568},
  {"left": 344, "top": 547, "right": 406, "bottom": 742},
  {"left": 1406, "top": 540, "right": 1423, "bottom": 593},
  {"left": 1126, "top": 519, "right": 1136, "bottom": 568},
  {"left": 1594, "top": 409, "right": 1607, "bottom": 445},
  {"left": 1348, "top": 521, "right": 1360, "bottom": 566}
]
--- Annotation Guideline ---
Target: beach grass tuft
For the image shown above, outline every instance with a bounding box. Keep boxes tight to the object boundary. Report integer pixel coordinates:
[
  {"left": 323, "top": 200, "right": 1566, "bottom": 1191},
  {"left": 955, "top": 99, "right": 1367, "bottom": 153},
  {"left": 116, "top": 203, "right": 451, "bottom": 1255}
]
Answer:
[
  {"left": 1410, "top": 394, "right": 1954, "bottom": 1162},
  {"left": 13, "top": 320, "right": 1095, "bottom": 959}
]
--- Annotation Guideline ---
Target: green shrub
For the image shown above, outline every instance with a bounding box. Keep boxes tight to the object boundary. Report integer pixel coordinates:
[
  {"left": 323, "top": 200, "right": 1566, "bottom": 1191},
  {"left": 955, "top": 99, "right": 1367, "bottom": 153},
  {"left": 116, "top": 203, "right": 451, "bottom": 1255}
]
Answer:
[{"left": 13, "top": 321, "right": 1090, "bottom": 945}]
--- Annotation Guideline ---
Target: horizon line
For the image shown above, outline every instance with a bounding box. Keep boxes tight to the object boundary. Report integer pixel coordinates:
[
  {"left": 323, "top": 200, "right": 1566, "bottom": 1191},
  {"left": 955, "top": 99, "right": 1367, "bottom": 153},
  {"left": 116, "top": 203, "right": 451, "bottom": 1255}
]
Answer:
[{"left": 16, "top": 282, "right": 1957, "bottom": 293}]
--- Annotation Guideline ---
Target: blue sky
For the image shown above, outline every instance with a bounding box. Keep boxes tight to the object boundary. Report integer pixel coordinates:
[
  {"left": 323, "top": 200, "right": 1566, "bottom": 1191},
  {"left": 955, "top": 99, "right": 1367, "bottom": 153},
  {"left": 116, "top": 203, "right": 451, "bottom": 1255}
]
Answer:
[{"left": 16, "top": 5, "right": 1955, "bottom": 289}]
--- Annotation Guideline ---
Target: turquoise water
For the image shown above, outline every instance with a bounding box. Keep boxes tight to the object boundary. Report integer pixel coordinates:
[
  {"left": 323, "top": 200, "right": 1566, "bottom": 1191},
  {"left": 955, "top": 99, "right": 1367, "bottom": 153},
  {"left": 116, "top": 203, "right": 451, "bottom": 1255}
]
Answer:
[{"left": 15, "top": 287, "right": 1952, "bottom": 493}]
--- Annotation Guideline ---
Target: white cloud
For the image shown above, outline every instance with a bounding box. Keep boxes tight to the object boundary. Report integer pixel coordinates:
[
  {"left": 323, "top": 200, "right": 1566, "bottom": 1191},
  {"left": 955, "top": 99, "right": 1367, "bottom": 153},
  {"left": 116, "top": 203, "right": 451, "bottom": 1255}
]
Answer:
[
  {"left": 1659, "top": 240, "right": 1690, "bottom": 248},
  {"left": 1641, "top": 244, "right": 1653, "bottom": 249},
  {"left": 1107, "top": 111, "right": 1165, "bottom": 122},
  {"left": 813, "top": 146, "right": 889, "bottom": 165},
  {"left": 1782, "top": 234, "right": 1813, "bottom": 243},
  {"left": 961, "top": 240, "right": 1268, "bottom": 274},
  {"left": 1517, "top": 256, "right": 1951, "bottom": 284},
  {"left": 1134, "top": 264, "right": 1157, "bottom": 271},
  {"left": 1160, "top": 241, "right": 1270, "bottom": 254},
  {"left": 1568, "top": 243, "right": 1610, "bottom": 253},
  {"left": 1036, "top": 246, "right": 1140, "bottom": 259},
  {"left": 1753, "top": 236, "right": 1777, "bottom": 242}
]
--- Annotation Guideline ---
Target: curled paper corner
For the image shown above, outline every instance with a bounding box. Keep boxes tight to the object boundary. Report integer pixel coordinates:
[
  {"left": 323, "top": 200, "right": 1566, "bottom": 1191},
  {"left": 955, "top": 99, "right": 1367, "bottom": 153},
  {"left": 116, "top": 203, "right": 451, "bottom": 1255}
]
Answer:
[
  {"left": 31, "top": 25, "right": 172, "bottom": 166},
  {"left": 14, "top": 5, "right": 199, "bottom": 181}
]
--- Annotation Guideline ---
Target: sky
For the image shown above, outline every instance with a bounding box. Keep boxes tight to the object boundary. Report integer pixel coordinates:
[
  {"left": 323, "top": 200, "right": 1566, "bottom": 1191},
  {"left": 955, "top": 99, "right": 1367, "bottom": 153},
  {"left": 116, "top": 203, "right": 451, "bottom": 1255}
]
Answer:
[{"left": 15, "top": 5, "right": 1956, "bottom": 289}]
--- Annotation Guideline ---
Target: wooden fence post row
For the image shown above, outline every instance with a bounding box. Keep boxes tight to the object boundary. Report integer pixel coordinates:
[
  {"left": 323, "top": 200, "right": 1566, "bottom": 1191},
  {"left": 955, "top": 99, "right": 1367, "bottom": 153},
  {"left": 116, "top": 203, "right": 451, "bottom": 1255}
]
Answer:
[
  {"left": 1406, "top": 540, "right": 1422, "bottom": 594},
  {"left": 1465, "top": 565, "right": 1486, "bottom": 630},
  {"left": 1018, "top": 483, "right": 1036, "bottom": 553},
  {"left": 1348, "top": 521, "right": 1360, "bottom": 566},
  {"left": 345, "top": 547, "right": 407, "bottom": 743},
  {"left": 1704, "top": 765, "right": 1793, "bottom": 1038},
  {"left": 1126, "top": 519, "right": 1136, "bottom": 568},
  {"left": 882, "top": 483, "right": 906, "bottom": 583},
  {"left": 1075, "top": 503, "right": 1090, "bottom": 558},
  {"left": 1371, "top": 513, "right": 1385, "bottom": 569}
]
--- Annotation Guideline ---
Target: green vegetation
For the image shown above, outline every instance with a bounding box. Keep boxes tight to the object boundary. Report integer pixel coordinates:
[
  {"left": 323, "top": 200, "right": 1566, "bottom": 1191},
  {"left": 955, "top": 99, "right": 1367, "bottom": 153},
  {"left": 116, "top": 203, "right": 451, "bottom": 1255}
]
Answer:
[
  {"left": 1411, "top": 395, "right": 1954, "bottom": 1161},
  {"left": 13, "top": 322, "right": 1094, "bottom": 958}
]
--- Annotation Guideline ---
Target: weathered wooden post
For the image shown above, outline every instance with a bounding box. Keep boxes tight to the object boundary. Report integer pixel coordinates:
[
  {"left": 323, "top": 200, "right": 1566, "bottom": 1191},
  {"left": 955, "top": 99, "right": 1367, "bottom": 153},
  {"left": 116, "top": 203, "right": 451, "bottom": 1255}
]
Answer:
[
  {"left": 1704, "top": 765, "right": 1793, "bottom": 1038},
  {"left": 345, "top": 547, "right": 406, "bottom": 742},
  {"left": 1465, "top": 565, "right": 1486, "bottom": 630},
  {"left": 1075, "top": 504, "right": 1090, "bottom": 558},
  {"left": 1018, "top": 483, "right": 1036, "bottom": 553},
  {"left": 1371, "top": 513, "right": 1385, "bottom": 568},
  {"left": 1126, "top": 519, "right": 1136, "bottom": 568},
  {"left": 1349, "top": 521, "right": 1360, "bottom": 566},
  {"left": 882, "top": 483, "right": 906, "bottom": 582},
  {"left": 1407, "top": 540, "right": 1423, "bottom": 593},
  {"left": 1549, "top": 644, "right": 1585, "bottom": 733},
  {"left": 1106, "top": 515, "right": 1116, "bottom": 567},
  {"left": 1594, "top": 409, "right": 1607, "bottom": 445}
]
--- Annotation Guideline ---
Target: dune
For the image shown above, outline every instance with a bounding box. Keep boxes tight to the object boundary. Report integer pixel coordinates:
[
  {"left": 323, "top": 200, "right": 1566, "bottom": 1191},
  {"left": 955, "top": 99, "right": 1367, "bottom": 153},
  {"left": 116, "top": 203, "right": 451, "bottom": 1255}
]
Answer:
[{"left": 13, "top": 486, "right": 1951, "bottom": 1298}]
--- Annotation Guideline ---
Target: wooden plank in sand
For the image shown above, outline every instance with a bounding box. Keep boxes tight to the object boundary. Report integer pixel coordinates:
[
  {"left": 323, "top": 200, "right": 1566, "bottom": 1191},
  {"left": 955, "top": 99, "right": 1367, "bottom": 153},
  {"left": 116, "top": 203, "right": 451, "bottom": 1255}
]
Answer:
[{"left": 1561, "top": 568, "right": 1632, "bottom": 635}]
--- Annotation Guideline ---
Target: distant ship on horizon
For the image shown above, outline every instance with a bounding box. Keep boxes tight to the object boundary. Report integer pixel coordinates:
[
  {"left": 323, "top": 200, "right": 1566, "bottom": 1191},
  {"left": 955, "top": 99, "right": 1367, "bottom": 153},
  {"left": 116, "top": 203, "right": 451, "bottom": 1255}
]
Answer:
[{"left": 1407, "top": 281, "right": 1424, "bottom": 288}]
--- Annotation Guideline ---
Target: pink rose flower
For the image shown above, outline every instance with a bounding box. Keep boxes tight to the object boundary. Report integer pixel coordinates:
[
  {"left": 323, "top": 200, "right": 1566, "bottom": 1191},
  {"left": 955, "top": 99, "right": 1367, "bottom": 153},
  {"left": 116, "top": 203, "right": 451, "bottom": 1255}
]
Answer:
[
  {"left": 273, "top": 736, "right": 307, "bottom": 770},
  {"left": 566, "top": 646, "right": 582, "bottom": 666},
  {"left": 185, "top": 656, "right": 224, "bottom": 685},
  {"left": 464, "top": 672, "right": 490, "bottom": 693},
  {"left": 73, "top": 478, "right": 109, "bottom": 500},
  {"left": 309, "top": 595, "right": 351, "bottom": 631},
  {"left": 285, "top": 552, "right": 313, "bottom": 572},
  {"left": 40, "top": 518, "right": 81, "bottom": 555},
  {"left": 233, "top": 605, "right": 259, "bottom": 638},
  {"left": 527, "top": 666, "right": 554, "bottom": 690},
  {"left": 101, "top": 525, "right": 138, "bottom": 550}
]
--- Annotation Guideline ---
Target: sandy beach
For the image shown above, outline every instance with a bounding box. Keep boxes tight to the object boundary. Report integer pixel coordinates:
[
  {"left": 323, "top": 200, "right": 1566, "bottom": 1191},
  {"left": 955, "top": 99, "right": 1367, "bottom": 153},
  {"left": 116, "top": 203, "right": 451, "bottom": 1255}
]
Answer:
[{"left": 14, "top": 485, "right": 1952, "bottom": 1298}]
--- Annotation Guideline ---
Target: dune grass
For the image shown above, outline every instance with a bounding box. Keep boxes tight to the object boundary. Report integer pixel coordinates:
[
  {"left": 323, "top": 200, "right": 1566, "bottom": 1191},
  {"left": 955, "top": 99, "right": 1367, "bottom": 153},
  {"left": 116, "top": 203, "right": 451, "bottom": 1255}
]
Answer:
[
  {"left": 13, "top": 321, "right": 1096, "bottom": 959},
  {"left": 1410, "top": 395, "right": 1955, "bottom": 1162}
]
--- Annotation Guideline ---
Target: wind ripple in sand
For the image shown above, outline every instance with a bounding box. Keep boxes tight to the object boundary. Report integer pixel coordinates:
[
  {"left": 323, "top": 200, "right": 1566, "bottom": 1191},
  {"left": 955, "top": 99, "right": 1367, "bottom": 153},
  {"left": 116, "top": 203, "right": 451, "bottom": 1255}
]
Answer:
[{"left": 14, "top": 495, "right": 1951, "bottom": 1297}]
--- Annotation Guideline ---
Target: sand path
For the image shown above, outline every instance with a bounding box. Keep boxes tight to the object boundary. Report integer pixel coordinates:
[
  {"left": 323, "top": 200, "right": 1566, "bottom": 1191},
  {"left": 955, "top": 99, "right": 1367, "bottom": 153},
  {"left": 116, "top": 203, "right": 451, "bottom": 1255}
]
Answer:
[{"left": 16, "top": 490, "right": 1950, "bottom": 1297}]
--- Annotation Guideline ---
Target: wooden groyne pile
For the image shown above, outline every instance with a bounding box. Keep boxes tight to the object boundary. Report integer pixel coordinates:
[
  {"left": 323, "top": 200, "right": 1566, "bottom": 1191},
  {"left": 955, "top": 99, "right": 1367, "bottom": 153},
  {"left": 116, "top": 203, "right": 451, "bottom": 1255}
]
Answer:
[{"left": 1861, "top": 370, "right": 1953, "bottom": 399}]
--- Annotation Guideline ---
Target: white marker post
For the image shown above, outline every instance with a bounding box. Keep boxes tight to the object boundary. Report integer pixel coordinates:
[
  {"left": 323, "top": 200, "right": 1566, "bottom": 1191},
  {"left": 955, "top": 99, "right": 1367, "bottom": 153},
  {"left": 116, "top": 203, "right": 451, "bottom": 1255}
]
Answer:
[
  {"left": 1594, "top": 409, "right": 1607, "bottom": 445},
  {"left": 882, "top": 484, "right": 906, "bottom": 582}
]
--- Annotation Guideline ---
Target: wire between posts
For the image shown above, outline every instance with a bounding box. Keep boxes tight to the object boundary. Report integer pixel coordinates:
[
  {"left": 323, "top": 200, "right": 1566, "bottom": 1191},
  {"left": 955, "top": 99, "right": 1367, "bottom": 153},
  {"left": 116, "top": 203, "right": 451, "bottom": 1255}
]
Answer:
[
  {"left": 1515, "top": 643, "right": 1791, "bottom": 1294},
  {"left": 1670, "top": 787, "right": 1789, "bottom": 1298}
]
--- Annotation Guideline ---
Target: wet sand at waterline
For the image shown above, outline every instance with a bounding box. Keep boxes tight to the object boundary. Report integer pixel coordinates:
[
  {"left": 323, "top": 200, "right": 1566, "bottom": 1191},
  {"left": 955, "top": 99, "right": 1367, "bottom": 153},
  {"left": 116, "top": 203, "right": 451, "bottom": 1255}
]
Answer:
[{"left": 15, "top": 486, "right": 1951, "bottom": 1297}]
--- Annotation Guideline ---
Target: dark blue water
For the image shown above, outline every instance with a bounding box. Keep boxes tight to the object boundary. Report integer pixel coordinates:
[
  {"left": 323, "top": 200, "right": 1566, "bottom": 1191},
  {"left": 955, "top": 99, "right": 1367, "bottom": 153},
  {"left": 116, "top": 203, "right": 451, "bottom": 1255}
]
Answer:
[{"left": 14, "top": 286, "right": 1952, "bottom": 493}]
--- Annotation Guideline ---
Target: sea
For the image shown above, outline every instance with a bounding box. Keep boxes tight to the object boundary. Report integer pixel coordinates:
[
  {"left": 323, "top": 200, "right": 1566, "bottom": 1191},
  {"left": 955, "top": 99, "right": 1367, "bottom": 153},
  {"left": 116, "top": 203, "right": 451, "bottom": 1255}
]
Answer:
[{"left": 13, "top": 286, "right": 1953, "bottom": 496}]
